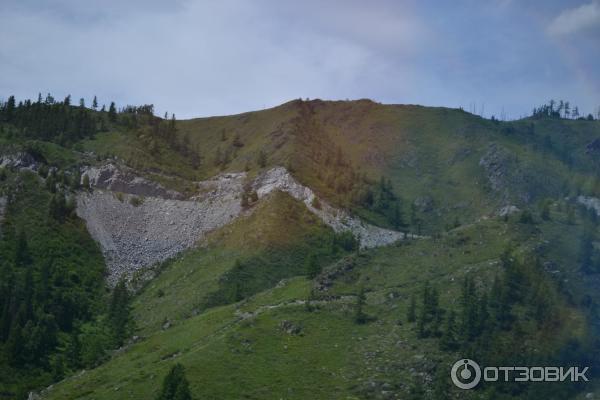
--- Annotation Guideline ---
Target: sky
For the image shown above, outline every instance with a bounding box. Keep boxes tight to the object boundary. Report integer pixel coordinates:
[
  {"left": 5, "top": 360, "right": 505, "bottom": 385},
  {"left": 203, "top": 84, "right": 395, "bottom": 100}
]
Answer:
[{"left": 0, "top": 0, "right": 598, "bottom": 120}]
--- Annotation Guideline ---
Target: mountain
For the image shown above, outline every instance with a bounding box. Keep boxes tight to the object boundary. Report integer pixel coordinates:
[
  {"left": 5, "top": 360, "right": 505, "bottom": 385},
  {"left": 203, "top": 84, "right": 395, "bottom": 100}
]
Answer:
[{"left": 0, "top": 97, "right": 599, "bottom": 399}]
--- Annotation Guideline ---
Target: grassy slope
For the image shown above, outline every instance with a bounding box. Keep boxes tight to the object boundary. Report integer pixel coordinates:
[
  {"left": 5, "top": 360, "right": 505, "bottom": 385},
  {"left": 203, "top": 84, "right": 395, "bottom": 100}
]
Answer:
[
  {"left": 43, "top": 204, "right": 592, "bottom": 399},
  {"left": 9, "top": 100, "right": 598, "bottom": 398},
  {"left": 132, "top": 191, "right": 338, "bottom": 335},
  {"left": 80, "top": 100, "right": 600, "bottom": 232}
]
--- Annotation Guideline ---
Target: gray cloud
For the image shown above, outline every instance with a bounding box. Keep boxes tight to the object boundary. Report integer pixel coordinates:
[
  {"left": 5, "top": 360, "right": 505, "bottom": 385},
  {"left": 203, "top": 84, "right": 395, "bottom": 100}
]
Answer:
[
  {"left": 0, "top": 0, "right": 598, "bottom": 119},
  {"left": 547, "top": 1, "right": 600, "bottom": 36}
]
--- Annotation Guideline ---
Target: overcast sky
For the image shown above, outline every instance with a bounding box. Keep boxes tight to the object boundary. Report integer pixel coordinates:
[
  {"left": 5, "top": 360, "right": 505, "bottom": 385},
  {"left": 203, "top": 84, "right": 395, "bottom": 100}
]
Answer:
[{"left": 0, "top": 0, "right": 598, "bottom": 119}]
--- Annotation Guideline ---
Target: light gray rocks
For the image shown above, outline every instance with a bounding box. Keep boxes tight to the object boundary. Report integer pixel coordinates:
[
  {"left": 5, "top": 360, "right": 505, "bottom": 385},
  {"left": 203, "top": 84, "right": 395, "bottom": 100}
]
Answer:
[
  {"left": 479, "top": 143, "right": 514, "bottom": 194},
  {"left": 76, "top": 165, "right": 413, "bottom": 283},
  {"left": 253, "top": 167, "right": 412, "bottom": 248},
  {"left": 76, "top": 172, "right": 246, "bottom": 284},
  {"left": 0, "top": 152, "right": 38, "bottom": 171},
  {"left": 577, "top": 196, "right": 600, "bottom": 216},
  {"left": 81, "top": 163, "right": 184, "bottom": 199},
  {"left": 496, "top": 205, "right": 520, "bottom": 217}
]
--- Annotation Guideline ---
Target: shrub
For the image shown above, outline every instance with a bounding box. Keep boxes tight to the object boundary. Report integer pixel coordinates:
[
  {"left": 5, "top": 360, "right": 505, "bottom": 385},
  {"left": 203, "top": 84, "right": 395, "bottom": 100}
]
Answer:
[{"left": 129, "top": 196, "right": 144, "bottom": 207}]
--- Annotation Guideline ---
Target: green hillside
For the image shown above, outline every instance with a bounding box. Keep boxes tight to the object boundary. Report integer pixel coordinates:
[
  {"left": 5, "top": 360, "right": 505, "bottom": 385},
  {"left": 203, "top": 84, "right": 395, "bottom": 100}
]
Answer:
[
  {"left": 42, "top": 203, "right": 595, "bottom": 399},
  {"left": 1, "top": 97, "right": 600, "bottom": 399},
  {"left": 81, "top": 99, "right": 600, "bottom": 232}
]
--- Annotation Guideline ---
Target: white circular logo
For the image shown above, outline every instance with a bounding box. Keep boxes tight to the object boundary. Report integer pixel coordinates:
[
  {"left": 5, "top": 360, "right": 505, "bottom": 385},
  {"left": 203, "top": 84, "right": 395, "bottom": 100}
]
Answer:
[{"left": 451, "top": 359, "right": 481, "bottom": 389}]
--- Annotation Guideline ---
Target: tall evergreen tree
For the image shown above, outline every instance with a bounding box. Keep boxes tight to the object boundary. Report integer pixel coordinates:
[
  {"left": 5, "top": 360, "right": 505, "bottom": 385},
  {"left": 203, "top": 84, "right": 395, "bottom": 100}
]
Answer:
[
  {"left": 354, "top": 287, "right": 368, "bottom": 324},
  {"left": 108, "top": 278, "right": 131, "bottom": 346},
  {"left": 15, "top": 231, "right": 32, "bottom": 267},
  {"left": 439, "top": 310, "right": 458, "bottom": 351},
  {"left": 407, "top": 293, "right": 417, "bottom": 323},
  {"left": 156, "top": 363, "right": 192, "bottom": 400},
  {"left": 305, "top": 253, "right": 321, "bottom": 279},
  {"left": 108, "top": 102, "right": 117, "bottom": 122}
]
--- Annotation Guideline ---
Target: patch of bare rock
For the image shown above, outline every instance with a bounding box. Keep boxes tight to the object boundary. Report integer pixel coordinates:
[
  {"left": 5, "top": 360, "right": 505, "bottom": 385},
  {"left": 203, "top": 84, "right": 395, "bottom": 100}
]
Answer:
[{"left": 76, "top": 164, "right": 413, "bottom": 283}]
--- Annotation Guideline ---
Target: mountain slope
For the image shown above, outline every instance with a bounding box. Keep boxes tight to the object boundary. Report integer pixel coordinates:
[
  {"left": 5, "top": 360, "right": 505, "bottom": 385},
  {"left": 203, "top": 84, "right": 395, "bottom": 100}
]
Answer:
[
  {"left": 83, "top": 99, "right": 600, "bottom": 233},
  {"left": 2, "top": 97, "right": 600, "bottom": 399}
]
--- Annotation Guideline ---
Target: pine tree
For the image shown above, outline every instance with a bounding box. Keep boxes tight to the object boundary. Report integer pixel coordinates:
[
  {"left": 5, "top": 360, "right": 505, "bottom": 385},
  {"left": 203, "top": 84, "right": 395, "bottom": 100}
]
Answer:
[
  {"left": 541, "top": 201, "right": 551, "bottom": 220},
  {"left": 5, "top": 95, "right": 15, "bottom": 122},
  {"left": 257, "top": 149, "right": 267, "bottom": 168},
  {"left": 108, "top": 278, "right": 131, "bottom": 346},
  {"left": 305, "top": 253, "right": 321, "bottom": 279},
  {"left": 49, "top": 192, "right": 68, "bottom": 222},
  {"left": 15, "top": 231, "right": 32, "bottom": 267},
  {"left": 408, "top": 375, "right": 425, "bottom": 400},
  {"left": 108, "top": 102, "right": 117, "bottom": 122},
  {"left": 92, "top": 96, "right": 98, "bottom": 110},
  {"left": 432, "top": 364, "right": 450, "bottom": 400},
  {"left": 354, "top": 287, "right": 368, "bottom": 324},
  {"left": 459, "top": 277, "right": 478, "bottom": 342},
  {"left": 417, "top": 282, "right": 440, "bottom": 338},
  {"left": 439, "top": 310, "right": 458, "bottom": 351},
  {"left": 407, "top": 293, "right": 417, "bottom": 323},
  {"left": 156, "top": 363, "right": 192, "bottom": 400},
  {"left": 392, "top": 201, "right": 404, "bottom": 229},
  {"left": 170, "top": 114, "right": 177, "bottom": 136},
  {"left": 6, "top": 320, "right": 24, "bottom": 366}
]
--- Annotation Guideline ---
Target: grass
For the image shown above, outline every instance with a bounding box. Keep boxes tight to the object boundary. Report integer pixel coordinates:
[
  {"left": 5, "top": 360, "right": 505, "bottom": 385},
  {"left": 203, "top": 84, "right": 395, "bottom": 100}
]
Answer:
[
  {"left": 4, "top": 100, "right": 600, "bottom": 398},
  {"left": 43, "top": 208, "right": 591, "bottom": 399},
  {"left": 132, "top": 191, "right": 347, "bottom": 335}
]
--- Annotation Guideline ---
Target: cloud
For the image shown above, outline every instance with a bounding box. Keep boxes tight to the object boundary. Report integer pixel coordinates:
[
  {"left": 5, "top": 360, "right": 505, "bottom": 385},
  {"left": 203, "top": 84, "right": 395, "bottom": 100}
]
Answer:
[
  {"left": 547, "top": 1, "right": 600, "bottom": 36},
  {"left": 0, "top": 1, "right": 597, "bottom": 120}
]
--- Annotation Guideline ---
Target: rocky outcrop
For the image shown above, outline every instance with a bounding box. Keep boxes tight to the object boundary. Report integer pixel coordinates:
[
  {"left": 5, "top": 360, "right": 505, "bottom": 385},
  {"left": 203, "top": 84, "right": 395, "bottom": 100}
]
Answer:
[
  {"left": 76, "top": 172, "right": 246, "bottom": 283},
  {"left": 585, "top": 138, "right": 600, "bottom": 155},
  {"left": 479, "top": 144, "right": 514, "bottom": 194},
  {"left": 253, "top": 167, "right": 412, "bottom": 248},
  {"left": 0, "top": 152, "right": 38, "bottom": 171},
  {"left": 81, "top": 163, "right": 184, "bottom": 199},
  {"left": 577, "top": 196, "right": 600, "bottom": 216},
  {"left": 496, "top": 205, "right": 520, "bottom": 217},
  {"left": 76, "top": 165, "right": 413, "bottom": 283},
  {"left": 479, "top": 143, "right": 537, "bottom": 204}
]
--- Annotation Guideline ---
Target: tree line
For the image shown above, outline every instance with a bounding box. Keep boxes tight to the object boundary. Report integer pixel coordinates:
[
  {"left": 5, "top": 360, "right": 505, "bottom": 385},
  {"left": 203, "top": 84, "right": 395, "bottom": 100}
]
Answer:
[
  {"left": 532, "top": 99, "right": 596, "bottom": 121},
  {"left": 0, "top": 163, "right": 133, "bottom": 398}
]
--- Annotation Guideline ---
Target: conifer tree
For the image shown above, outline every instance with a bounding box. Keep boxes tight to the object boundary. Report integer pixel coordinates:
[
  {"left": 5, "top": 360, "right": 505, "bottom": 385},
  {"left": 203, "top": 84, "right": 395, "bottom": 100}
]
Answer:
[
  {"left": 108, "top": 102, "right": 117, "bottom": 122},
  {"left": 92, "top": 96, "right": 98, "bottom": 110},
  {"left": 15, "top": 231, "right": 32, "bottom": 267},
  {"left": 156, "top": 363, "right": 192, "bottom": 400},
  {"left": 439, "top": 310, "right": 458, "bottom": 351},
  {"left": 354, "top": 287, "right": 368, "bottom": 324},
  {"left": 257, "top": 149, "right": 267, "bottom": 168},
  {"left": 305, "top": 253, "right": 321, "bottom": 279},
  {"left": 108, "top": 278, "right": 131, "bottom": 346},
  {"left": 407, "top": 293, "right": 416, "bottom": 323}
]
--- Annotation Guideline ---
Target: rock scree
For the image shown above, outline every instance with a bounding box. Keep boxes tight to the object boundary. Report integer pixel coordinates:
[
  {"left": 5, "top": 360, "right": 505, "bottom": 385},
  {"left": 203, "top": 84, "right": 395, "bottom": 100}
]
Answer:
[{"left": 76, "top": 165, "right": 412, "bottom": 283}]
